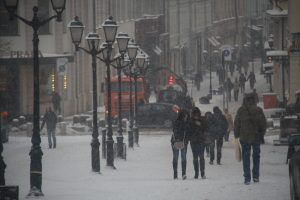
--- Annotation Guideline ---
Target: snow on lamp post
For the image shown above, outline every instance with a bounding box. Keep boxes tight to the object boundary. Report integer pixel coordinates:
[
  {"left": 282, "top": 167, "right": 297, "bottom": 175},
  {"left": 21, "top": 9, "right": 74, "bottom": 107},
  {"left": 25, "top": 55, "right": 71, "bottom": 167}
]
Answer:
[
  {"left": 124, "top": 41, "right": 138, "bottom": 148},
  {"left": 68, "top": 17, "right": 102, "bottom": 173},
  {"left": 3, "top": 0, "right": 66, "bottom": 196}
]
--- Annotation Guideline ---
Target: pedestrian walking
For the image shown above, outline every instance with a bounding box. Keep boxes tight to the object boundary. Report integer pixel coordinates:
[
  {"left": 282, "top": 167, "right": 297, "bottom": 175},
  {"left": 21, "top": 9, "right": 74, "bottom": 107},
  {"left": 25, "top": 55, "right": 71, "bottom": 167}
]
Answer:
[
  {"left": 252, "top": 88, "right": 259, "bottom": 105},
  {"left": 52, "top": 91, "right": 61, "bottom": 114},
  {"left": 171, "top": 109, "right": 189, "bottom": 180},
  {"left": 247, "top": 71, "right": 256, "bottom": 90},
  {"left": 209, "top": 107, "right": 228, "bottom": 165},
  {"left": 239, "top": 73, "right": 246, "bottom": 93},
  {"left": 194, "top": 72, "right": 202, "bottom": 91},
  {"left": 224, "top": 108, "right": 234, "bottom": 142},
  {"left": 225, "top": 78, "right": 233, "bottom": 102},
  {"left": 41, "top": 107, "right": 58, "bottom": 149},
  {"left": 187, "top": 107, "right": 207, "bottom": 179},
  {"left": 233, "top": 78, "right": 240, "bottom": 101},
  {"left": 234, "top": 93, "right": 267, "bottom": 185},
  {"left": 204, "top": 112, "right": 214, "bottom": 157}
]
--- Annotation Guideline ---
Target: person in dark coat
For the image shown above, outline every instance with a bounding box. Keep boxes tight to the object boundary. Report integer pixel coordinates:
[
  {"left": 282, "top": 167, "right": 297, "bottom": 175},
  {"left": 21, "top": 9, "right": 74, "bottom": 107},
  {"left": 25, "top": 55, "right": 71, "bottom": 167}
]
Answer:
[
  {"left": 239, "top": 73, "right": 247, "bottom": 94},
  {"left": 234, "top": 93, "right": 266, "bottom": 185},
  {"left": 252, "top": 89, "right": 259, "bottom": 105},
  {"left": 171, "top": 109, "right": 189, "bottom": 180},
  {"left": 225, "top": 78, "right": 234, "bottom": 102},
  {"left": 209, "top": 106, "right": 228, "bottom": 165},
  {"left": 52, "top": 92, "right": 61, "bottom": 114},
  {"left": 247, "top": 71, "right": 256, "bottom": 90},
  {"left": 204, "top": 112, "right": 214, "bottom": 157},
  {"left": 187, "top": 107, "right": 207, "bottom": 179},
  {"left": 41, "top": 107, "right": 58, "bottom": 149}
]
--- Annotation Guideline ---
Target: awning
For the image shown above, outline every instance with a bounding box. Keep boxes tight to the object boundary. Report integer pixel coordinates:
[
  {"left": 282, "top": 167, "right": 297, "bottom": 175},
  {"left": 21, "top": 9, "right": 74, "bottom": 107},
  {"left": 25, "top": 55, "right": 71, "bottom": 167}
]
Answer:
[
  {"left": 207, "top": 36, "right": 221, "bottom": 47},
  {"left": 248, "top": 25, "right": 262, "bottom": 31},
  {"left": 266, "top": 9, "right": 288, "bottom": 17},
  {"left": 153, "top": 46, "right": 162, "bottom": 55},
  {"left": 0, "top": 52, "right": 74, "bottom": 65}
]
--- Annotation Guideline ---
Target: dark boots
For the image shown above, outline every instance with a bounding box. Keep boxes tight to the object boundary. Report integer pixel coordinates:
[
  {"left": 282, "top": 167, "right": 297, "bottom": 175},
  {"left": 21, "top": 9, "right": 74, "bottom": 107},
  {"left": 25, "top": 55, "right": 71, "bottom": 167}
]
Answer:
[
  {"left": 182, "top": 161, "right": 187, "bottom": 179},
  {"left": 193, "top": 160, "right": 199, "bottom": 179},
  {"left": 173, "top": 161, "right": 178, "bottom": 179}
]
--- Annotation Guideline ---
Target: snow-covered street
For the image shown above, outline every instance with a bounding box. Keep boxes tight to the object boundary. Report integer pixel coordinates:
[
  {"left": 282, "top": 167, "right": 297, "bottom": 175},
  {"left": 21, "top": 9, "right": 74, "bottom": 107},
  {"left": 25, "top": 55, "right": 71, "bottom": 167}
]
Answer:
[
  {"left": 3, "top": 60, "right": 291, "bottom": 200},
  {"left": 4, "top": 133, "right": 289, "bottom": 200}
]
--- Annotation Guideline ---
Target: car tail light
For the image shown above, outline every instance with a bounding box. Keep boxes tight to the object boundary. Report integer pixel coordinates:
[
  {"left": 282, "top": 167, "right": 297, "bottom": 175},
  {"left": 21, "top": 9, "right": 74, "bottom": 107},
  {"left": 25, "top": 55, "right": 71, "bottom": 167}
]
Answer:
[{"left": 172, "top": 105, "right": 179, "bottom": 113}]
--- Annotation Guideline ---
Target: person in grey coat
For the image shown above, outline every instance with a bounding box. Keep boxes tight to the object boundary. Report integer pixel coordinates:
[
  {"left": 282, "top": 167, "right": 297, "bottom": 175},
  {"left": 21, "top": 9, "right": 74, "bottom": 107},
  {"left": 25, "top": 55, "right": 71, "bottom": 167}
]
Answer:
[{"left": 41, "top": 107, "right": 58, "bottom": 149}]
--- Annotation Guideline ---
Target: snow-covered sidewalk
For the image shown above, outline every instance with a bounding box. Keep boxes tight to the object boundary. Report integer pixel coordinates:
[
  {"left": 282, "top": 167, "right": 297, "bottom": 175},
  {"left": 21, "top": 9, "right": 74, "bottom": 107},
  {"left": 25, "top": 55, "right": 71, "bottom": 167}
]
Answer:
[{"left": 4, "top": 134, "right": 289, "bottom": 200}]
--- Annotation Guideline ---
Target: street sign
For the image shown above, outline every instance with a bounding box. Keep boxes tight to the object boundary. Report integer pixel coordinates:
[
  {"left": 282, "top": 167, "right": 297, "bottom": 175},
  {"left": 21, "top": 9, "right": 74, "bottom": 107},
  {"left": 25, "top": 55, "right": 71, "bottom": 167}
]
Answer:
[
  {"left": 220, "top": 45, "right": 233, "bottom": 61},
  {"left": 56, "top": 58, "right": 68, "bottom": 76}
]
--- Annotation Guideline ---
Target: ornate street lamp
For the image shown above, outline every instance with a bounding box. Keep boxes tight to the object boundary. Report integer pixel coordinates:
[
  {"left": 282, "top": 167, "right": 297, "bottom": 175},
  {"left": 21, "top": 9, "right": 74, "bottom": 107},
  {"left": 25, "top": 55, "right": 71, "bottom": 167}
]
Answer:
[
  {"left": 68, "top": 17, "right": 102, "bottom": 173},
  {"left": 124, "top": 41, "right": 138, "bottom": 148},
  {"left": 97, "top": 17, "right": 119, "bottom": 168},
  {"left": 132, "top": 50, "right": 149, "bottom": 146},
  {"left": 111, "top": 32, "right": 130, "bottom": 159},
  {"left": 3, "top": 0, "right": 66, "bottom": 197}
]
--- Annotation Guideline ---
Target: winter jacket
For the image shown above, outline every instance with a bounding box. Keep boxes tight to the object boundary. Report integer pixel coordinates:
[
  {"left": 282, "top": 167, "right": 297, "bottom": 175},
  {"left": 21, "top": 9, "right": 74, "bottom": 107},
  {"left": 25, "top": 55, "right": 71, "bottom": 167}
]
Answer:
[
  {"left": 211, "top": 113, "right": 228, "bottom": 139},
  {"left": 171, "top": 120, "right": 188, "bottom": 145},
  {"left": 187, "top": 116, "right": 207, "bottom": 144},
  {"left": 234, "top": 102, "right": 266, "bottom": 143},
  {"left": 41, "top": 111, "right": 57, "bottom": 131}
]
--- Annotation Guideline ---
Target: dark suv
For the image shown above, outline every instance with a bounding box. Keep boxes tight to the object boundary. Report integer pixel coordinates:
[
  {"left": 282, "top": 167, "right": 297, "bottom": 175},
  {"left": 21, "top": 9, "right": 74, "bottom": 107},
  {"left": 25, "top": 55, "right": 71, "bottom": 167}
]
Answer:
[
  {"left": 136, "top": 103, "right": 179, "bottom": 128},
  {"left": 287, "top": 134, "right": 300, "bottom": 200}
]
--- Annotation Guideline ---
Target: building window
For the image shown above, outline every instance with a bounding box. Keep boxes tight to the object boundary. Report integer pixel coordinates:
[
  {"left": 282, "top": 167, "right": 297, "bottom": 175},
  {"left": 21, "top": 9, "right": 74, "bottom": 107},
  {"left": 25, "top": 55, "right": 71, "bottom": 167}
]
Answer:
[
  {"left": 38, "top": 0, "right": 50, "bottom": 35},
  {"left": 0, "top": 1, "right": 18, "bottom": 36}
]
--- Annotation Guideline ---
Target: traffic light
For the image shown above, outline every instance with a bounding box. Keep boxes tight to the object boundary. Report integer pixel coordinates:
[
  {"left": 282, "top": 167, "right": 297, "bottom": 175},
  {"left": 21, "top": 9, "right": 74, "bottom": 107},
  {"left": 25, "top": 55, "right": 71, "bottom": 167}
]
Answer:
[
  {"left": 168, "top": 75, "right": 174, "bottom": 85},
  {"left": 267, "top": 56, "right": 272, "bottom": 63}
]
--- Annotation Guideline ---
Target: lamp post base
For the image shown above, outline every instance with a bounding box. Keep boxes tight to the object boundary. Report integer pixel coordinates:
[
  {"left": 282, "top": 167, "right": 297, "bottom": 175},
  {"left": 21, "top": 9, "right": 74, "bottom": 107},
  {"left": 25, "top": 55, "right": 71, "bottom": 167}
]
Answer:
[
  {"left": 91, "top": 138, "right": 100, "bottom": 173},
  {"left": 116, "top": 135, "right": 126, "bottom": 159},
  {"left": 106, "top": 139, "right": 116, "bottom": 169},
  {"left": 133, "top": 127, "right": 139, "bottom": 147},
  {"left": 102, "top": 129, "right": 107, "bottom": 159},
  {"left": 128, "top": 130, "right": 134, "bottom": 148},
  {"left": 29, "top": 146, "right": 43, "bottom": 196}
]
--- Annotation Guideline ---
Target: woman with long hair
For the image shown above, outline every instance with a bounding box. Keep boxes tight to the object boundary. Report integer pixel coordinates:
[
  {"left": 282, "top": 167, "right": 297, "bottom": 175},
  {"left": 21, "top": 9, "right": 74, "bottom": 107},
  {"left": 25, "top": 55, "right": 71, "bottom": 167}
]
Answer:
[{"left": 171, "top": 109, "right": 189, "bottom": 180}]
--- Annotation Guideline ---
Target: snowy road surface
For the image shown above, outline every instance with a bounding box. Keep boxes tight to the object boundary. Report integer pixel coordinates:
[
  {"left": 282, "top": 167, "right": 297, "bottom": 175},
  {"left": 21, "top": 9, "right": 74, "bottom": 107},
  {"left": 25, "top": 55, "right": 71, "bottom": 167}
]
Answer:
[{"left": 4, "top": 134, "right": 289, "bottom": 200}]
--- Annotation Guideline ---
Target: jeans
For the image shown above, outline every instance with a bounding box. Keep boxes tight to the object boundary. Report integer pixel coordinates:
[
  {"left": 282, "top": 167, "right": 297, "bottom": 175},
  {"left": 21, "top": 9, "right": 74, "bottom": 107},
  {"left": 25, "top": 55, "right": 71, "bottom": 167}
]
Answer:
[
  {"left": 210, "top": 137, "right": 223, "bottom": 163},
  {"left": 190, "top": 143, "right": 205, "bottom": 177},
  {"left": 48, "top": 129, "right": 56, "bottom": 148},
  {"left": 171, "top": 143, "right": 187, "bottom": 163},
  {"left": 172, "top": 144, "right": 188, "bottom": 177},
  {"left": 240, "top": 141, "right": 261, "bottom": 182}
]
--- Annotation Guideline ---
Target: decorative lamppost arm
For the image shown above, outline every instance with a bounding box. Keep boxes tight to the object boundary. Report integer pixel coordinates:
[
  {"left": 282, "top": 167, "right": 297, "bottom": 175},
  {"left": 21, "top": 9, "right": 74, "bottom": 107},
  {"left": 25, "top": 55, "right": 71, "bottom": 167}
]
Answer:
[{"left": 3, "top": 0, "right": 66, "bottom": 196}]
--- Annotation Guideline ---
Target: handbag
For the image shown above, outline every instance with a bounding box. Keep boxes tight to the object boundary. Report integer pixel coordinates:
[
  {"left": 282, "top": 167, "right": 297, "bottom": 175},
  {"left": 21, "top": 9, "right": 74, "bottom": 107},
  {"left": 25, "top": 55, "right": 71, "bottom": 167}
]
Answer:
[
  {"left": 173, "top": 128, "right": 186, "bottom": 150},
  {"left": 174, "top": 141, "right": 185, "bottom": 150}
]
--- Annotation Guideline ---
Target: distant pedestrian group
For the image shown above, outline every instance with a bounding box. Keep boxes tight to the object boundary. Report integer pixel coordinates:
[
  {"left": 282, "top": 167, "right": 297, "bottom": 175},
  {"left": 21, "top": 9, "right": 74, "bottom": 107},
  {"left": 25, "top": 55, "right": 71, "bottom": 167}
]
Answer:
[{"left": 171, "top": 92, "right": 266, "bottom": 185}]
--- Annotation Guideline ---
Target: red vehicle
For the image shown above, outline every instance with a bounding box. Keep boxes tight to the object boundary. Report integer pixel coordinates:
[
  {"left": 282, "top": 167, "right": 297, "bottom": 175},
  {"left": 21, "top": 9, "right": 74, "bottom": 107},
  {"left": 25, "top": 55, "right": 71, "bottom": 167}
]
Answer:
[{"left": 105, "top": 76, "right": 148, "bottom": 120}]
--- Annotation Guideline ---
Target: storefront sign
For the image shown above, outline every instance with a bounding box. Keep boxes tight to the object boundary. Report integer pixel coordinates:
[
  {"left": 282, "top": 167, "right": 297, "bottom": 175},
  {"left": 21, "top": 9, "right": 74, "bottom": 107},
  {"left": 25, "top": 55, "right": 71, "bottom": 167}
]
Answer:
[{"left": 10, "top": 50, "right": 43, "bottom": 58}]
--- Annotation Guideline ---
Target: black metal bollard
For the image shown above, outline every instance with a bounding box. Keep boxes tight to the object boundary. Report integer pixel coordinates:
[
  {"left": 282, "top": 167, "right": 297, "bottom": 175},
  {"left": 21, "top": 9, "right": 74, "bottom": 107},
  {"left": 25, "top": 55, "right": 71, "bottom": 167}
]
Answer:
[
  {"left": 116, "top": 136, "right": 125, "bottom": 159},
  {"left": 128, "top": 130, "right": 134, "bottom": 148},
  {"left": 101, "top": 129, "right": 107, "bottom": 159},
  {"left": 133, "top": 127, "right": 139, "bottom": 147}
]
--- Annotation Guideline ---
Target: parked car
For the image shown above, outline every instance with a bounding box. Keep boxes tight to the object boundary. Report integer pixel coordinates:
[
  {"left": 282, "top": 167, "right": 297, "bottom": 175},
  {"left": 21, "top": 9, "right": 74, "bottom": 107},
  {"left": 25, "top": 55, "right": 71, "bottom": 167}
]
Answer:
[
  {"left": 287, "top": 134, "right": 300, "bottom": 200},
  {"left": 136, "top": 103, "right": 179, "bottom": 128}
]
